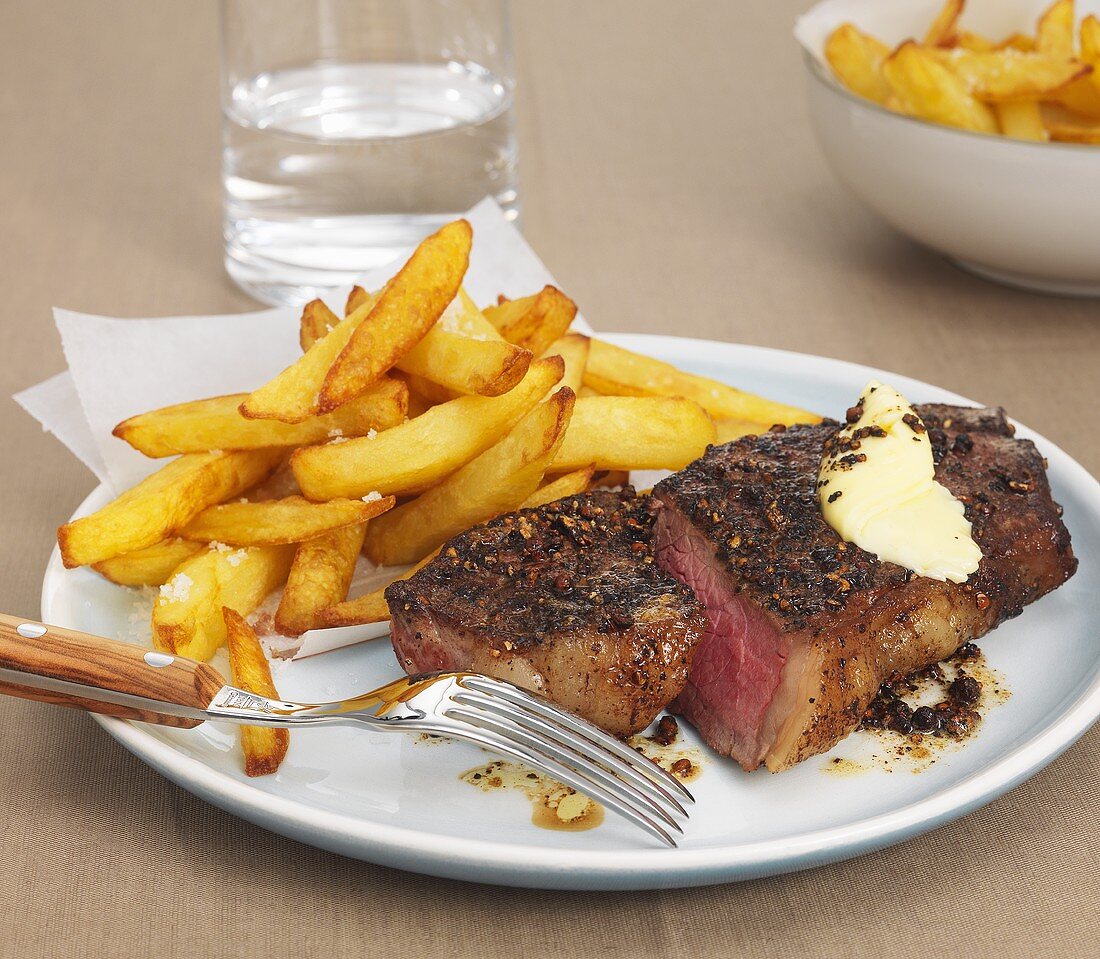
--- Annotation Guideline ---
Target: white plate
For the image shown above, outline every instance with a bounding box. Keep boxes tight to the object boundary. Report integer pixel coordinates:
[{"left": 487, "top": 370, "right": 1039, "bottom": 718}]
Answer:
[{"left": 40, "top": 334, "right": 1100, "bottom": 890}]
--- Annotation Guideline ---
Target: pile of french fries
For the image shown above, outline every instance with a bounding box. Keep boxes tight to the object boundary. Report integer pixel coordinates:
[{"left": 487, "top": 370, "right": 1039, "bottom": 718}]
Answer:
[
  {"left": 827, "top": 0, "right": 1100, "bottom": 143},
  {"left": 56, "top": 218, "right": 819, "bottom": 775}
]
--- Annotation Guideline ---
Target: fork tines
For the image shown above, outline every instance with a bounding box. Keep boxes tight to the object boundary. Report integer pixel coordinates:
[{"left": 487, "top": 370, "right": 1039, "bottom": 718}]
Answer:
[{"left": 448, "top": 674, "right": 692, "bottom": 847}]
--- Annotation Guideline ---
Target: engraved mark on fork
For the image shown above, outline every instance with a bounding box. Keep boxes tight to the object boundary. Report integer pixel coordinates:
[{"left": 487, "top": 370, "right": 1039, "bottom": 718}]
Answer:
[{"left": 220, "top": 689, "right": 273, "bottom": 712}]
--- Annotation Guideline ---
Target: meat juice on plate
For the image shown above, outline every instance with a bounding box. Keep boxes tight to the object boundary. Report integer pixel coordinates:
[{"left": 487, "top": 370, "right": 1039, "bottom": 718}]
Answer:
[{"left": 223, "top": 61, "right": 518, "bottom": 303}]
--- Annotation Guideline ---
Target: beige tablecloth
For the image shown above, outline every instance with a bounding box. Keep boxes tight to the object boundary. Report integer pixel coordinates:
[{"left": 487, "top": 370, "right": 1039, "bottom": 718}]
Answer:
[{"left": 1, "top": 2, "right": 1098, "bottom": 956}]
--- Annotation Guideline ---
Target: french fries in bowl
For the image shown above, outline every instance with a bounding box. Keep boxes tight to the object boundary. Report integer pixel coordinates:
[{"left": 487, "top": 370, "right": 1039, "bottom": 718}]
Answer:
[
  {"left": 55, "top": 218, "right": 821, "bottom": 779},
  {"left": 796, "top": 0, "right": 1100, "bottom": 295}
]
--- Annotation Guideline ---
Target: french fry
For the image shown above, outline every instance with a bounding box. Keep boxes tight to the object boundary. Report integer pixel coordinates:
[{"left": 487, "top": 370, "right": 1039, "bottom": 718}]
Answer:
[
  {"left": 482, "top": 286, "right": 578, "bottom": 356},
  {"left": 825, "top": 23, "right": 893, "bottom": 104},
  {"left": 521, "top": 466, "right": 597, "bottom": 509},
  {"left": 92, "top": 538, "right": 204, "bottom": 587},
  {"left": 316, "top": 548, "right": 441, "bottom": 628},
  {"left": 589, "top": 469, "right": 631, "bottom": 489},
  {"left": 345, "top": 285, "right": 371, "bottom": 317},
  {"left": 542, "top": 332, "right": 590, "bottom": 396},
  {"left": 292, "top": 355, "right": 564, "bottom": 500},
  {"left": 451, "top": 289, "right": 501, "bottom": 337},
  {"left": 241, "top": 222, "right": 469, "bottom": 422},
  {"left": 936, "top": 51, "right": 1090, "bottom": 101},
  {"left": 113, "top": 378, "right": 408, "bottom": 457},
  {"left": 1037, "top": 0, "right": 1074, "bottom": 58},
  {"left": 552, "top": 396, "right": 715, "bottom": 473},
  {"left": 1055, "top": 15, "right": 1100, "bottom": 117},
  {"left": 240, "top": 296, "right": 378, "bottom": 423},
  {"left": 996, "top": 33, "right": 1036, "bottom": 53},
  {"left": 924, "top": 0, "right": 964, "bottom": 48},
  {"left": 180, "top": 494, "right": 394, "bottom": 547},
  {"left": 395, "top": 326, "right": 532, "bottom": 397},
  {"left": 400, "top": 371, "right": 456, "bottom": 406},
  {"left": 996, "top": 100, "right": 1048, "bottom": 140},
  {"left": 299, "top": 299, "right": 340, "bottom": 352},
  {"left": 332, "top": 286, "right": 530, "bottom": 398},
  {"left": 274, "top": 523, "right": 368, "bottom": 636},
  {"left": 223, "top": 608, "right": 289, "bottom": 777},
  {"left": 57, "top": 449, "right": 283, "bottom": 568},
  {"left": 363, "top": 387, "right": 575, "bottom": 565},
  {"left": 152, "top": 543, "right": 294, "bottom": 659},
  {"left": 584, "top": 338, "right": 820, "bottom": 425},
  {"left": 1042, "top": 103, "right": 1100, "bottom": 140},
  {"left": 957, "top": 31, "right": 996, "bottom": 52},
  {"left": 882, "top": 41, "right": 999, "bottom": 133},
  {"left": 318, "top": 219, "right": 472, "bottom": 412},
  {"left": 714, "top": 417, "right": 766, "bottom": 444}
]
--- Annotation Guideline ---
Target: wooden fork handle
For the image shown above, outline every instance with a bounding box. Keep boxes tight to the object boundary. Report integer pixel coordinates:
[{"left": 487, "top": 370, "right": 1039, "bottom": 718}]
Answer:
[{"left": 0, "top": 612, "right": 226, "bottom": 728}]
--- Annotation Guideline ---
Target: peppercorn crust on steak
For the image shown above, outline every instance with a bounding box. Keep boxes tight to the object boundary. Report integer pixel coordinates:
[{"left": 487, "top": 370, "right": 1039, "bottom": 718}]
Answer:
[
  {"left": 386, "top": 489, "right": 707, "bottom": 737},
  {"left": 653, "top": 404, "right": 1077, "bottom": 772}
]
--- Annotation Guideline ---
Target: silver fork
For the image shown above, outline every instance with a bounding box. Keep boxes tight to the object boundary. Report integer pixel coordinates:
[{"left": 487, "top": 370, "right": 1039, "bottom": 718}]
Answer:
[{"left": 0, "top": 612, "right": 692, "bottom": 846}]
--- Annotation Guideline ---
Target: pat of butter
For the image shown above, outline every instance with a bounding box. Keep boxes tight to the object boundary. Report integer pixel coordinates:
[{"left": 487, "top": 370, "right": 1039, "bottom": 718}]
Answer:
[{"left": 818, "top": 382, "right": 982, "bottom": 583}]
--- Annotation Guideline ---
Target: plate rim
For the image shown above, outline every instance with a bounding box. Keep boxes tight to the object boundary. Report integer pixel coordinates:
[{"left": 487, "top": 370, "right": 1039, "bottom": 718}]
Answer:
[{"left": 41, "top": 334, "right": 1100, "bottom": 890}]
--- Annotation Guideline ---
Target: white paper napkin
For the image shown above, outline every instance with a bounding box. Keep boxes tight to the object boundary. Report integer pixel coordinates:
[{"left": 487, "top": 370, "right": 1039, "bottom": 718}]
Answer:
[{"left": 15, "top": 197, "right": 592, "bottom": 657}]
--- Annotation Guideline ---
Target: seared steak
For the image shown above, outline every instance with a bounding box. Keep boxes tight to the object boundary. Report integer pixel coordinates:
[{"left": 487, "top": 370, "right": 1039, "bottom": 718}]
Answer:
[
  {"left": 387, "top": 489, "right": 707, "bottom": 737},
  {"left": 654, "top": 405, "right": 1077, "bottom": 771}
]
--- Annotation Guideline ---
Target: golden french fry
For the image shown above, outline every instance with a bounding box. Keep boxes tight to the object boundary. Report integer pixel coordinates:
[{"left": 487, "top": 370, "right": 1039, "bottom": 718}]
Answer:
[
  {"left": 883, "top": 41, "right": 998, "bottom": 133},
  {"left": 1037, "top": 0, "right": 1074, "bottom": 58},
  {"left": 1054, "top": 75, "right": 1100, "bottom": 116},
  {"left": 957, "top": 31, "right": 996, "bottom": 52},
  {"left": 1042, "top": 103, "right": 1100, "bottom": 140},
  {"left": 584, "top": 338, "right": 820, "bottom": 425},
  {"left": 542, "top": 332, "right": 590, "bottom": 397},
  {"left": 244, "top": 217, "right": 470, "bottom": 421},
  {"left": 996, "top": 33, "right": 1036, "bottom": 53},
  {"left": 346, "top": 285, "right": 371, "bottom": 317},
  {"left": 451, "top": 289, "right": 501, "bottom": 337},
  {"left": 996, "top": 100, "right": 1048, "bottom": 140},
  {"left": 924, "top": 0, "right": 964, "bottom": 47},
  {"left": 318, "top": 220, "right": 472, "bottom": 412},
  {"left": 825, "top": 23, "right": 893, "bottom": 104},
  {"left": 363, "top": 387, "right": 575, "bottom": 566},
  {"left": 1083, "top": 15, "right": 1100, "bottom": 62},
  {"left": 1054, "top": 16, "right": 1100, "bottom": 117},
  {"left": 57, "top": 449, "right": 283, "bottom": 568},
  {"left": 92, "top": 538, "right": 204, "bottom": 587},
  {"left": 292, "top": 355, "right": 564, "bottom": 500},
  {"left": 240, "top": 296, "right": 377, "bottom": 423},
  {"left": 714, "top": 417, "right": 767, "bottom": 444},
  {"left": 326, "top": 288, "right": 532, "bottom": 398},
  {"left": 223, "top": 607, "right": 289, "bottom": 777},
  {"left": 113, "top": 378, "right": 407, "bottom": 457},
  {"left": 400, "top": 371, "right": 456, "bottom": 406},
  {"left": 936, "top": 50, "right": 1089, "bottom": 101},
  {"left": 274, "top": 523, "right": 367, "bottom": 636},
  {"left": 152, "top": 543, "right": 294, "bottom": 659},
  {"left": 482, "top": 286, "right": 578, "bottom": 356},
  {"left": 589, "top": 469, "right": 631, "bottom": 489},
  {"left": 552, "top": 396, "right": 715, "bottom": 473},
  {"left": 316, "top": 548, "right": 441, "bottom": 628},
  {"left": 180, "top": 494, "right": 394, "bottom": 546},
  {"left": 395, "top": 326, "right": 532, "bottom": 397},
  {"left": 299, "top": 299, "right": 340, "bottom": 353},
  {"left": 521, "top": 465, "right": 597, "bottom": 509}
]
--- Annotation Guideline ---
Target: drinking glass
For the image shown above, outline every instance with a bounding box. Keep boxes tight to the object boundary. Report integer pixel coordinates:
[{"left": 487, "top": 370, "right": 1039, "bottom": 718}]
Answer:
[{"left": 220, "top": 0, "right": 518, "bottom": 305}]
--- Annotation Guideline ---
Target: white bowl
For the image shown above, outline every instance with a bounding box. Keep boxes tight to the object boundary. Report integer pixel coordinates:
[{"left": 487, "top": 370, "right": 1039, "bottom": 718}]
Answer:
[{"left": 796, "top": 0, "right": 1100, "bottom": 297}]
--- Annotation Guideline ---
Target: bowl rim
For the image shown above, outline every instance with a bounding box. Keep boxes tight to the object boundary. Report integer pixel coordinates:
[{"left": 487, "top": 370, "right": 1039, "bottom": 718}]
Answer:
[{"left": 801, "top": 48, "right": 1100, "bottom": 153}]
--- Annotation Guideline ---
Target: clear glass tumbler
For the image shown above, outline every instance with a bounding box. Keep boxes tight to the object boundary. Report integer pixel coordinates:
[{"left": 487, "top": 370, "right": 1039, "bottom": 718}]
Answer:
[{"left": 220, "top": 0, "right": 518, "bottom": 306}]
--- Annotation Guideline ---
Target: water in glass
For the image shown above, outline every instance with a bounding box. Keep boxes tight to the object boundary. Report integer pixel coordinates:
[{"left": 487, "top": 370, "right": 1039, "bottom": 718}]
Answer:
[{"left": 223, "top": 60, "right": 517, "bottom": 305}]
